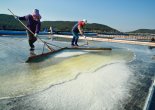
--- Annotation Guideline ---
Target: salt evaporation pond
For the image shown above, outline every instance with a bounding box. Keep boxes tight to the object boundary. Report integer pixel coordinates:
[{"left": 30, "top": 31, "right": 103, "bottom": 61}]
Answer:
[{"left": 0, "top": 35, "right": 155, "bottom": 110}]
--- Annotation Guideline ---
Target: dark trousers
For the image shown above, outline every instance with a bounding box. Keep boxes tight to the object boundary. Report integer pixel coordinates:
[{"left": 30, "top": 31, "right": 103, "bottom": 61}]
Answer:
[
  {"left": 26, "top": 30, "right": 37, "bottom": 51},
  {"left": 72, "top": 31, "right": 79, "bottom": 45}
]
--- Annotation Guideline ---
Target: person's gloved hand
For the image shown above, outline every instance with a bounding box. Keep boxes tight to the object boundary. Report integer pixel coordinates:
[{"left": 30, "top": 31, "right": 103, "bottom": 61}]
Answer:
[
  {"left": 83, "top": 35, "right": 86, "bottom": 39},
  {"left": 34, "top": 33, "right": 38, "bottom": 37},
  {"left": 14, "top": 16, "right": 18, "bottom": 20}
]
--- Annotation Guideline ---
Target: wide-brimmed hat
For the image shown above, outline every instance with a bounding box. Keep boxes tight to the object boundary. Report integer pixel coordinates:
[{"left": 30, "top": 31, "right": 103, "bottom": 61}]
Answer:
[{"left": 32, "top": 9, "right": 41, "bottom": 19}]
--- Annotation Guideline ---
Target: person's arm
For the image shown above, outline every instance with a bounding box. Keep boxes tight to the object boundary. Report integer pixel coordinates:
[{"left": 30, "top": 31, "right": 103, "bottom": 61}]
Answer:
[
  {"left": 35, "top": 21, "right": 41, "bottom": 34},
  {"left": 34, "top": 22, "right": 41, "bottom": 37},
  {"left": 78, "top": 25, "right": 84, "bottom": 36}
]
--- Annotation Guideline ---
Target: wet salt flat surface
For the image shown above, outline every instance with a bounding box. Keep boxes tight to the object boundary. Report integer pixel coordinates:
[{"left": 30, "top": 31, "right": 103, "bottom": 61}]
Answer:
[{"left": 0, "top": 36, "right": 155, "bottom": 110}]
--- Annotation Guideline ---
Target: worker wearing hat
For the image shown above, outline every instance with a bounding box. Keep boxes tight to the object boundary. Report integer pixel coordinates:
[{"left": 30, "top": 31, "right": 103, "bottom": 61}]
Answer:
[
  {"left": 71, "top": 19, "right": 87, "bottom": 47},
  {"left": 17, "top": 9, "right": 41, "bottom": 55}
]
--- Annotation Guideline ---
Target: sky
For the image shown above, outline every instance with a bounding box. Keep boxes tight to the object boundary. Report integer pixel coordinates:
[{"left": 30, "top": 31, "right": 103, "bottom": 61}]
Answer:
[{"left": 1, "top": 0, "right": 155, "bottom": 32}]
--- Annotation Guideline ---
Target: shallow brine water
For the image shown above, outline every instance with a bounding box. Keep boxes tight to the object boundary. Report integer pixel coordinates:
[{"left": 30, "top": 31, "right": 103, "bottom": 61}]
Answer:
[{"left": 0, "top": 36, "right": 155, "bottom": 110}]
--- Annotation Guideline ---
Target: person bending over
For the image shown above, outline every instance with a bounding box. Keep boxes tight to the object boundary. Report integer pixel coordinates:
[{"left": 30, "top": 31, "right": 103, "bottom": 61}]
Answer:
[
  {"left": 71, "top": 19, "right": 87, "bottom": 46},
  {"left": 17, "top": 9, "right": 41, "bottom": 54}
]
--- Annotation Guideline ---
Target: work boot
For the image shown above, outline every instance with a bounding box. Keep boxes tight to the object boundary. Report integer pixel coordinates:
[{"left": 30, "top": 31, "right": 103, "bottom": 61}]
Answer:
[
  {"left": 71, "top": 44, "right": 75, "bottom": 47},
  {"left": 75, "top": 44, "right": 79, "bottom": 46},
  {"left": 30, "top": 50, "right": 36, "bottom": 56},
  {"left": 30, "top": 47, "right": 35, "bottom": 51}
]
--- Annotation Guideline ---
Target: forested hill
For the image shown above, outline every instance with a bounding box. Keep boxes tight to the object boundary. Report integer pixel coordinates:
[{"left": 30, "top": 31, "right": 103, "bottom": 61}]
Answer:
[
  {"left": 0, "top": 14, "right": 119, "bottom": 33},
  {"left": 129, "top": 29, "right": 155, "bottom": 34}
]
